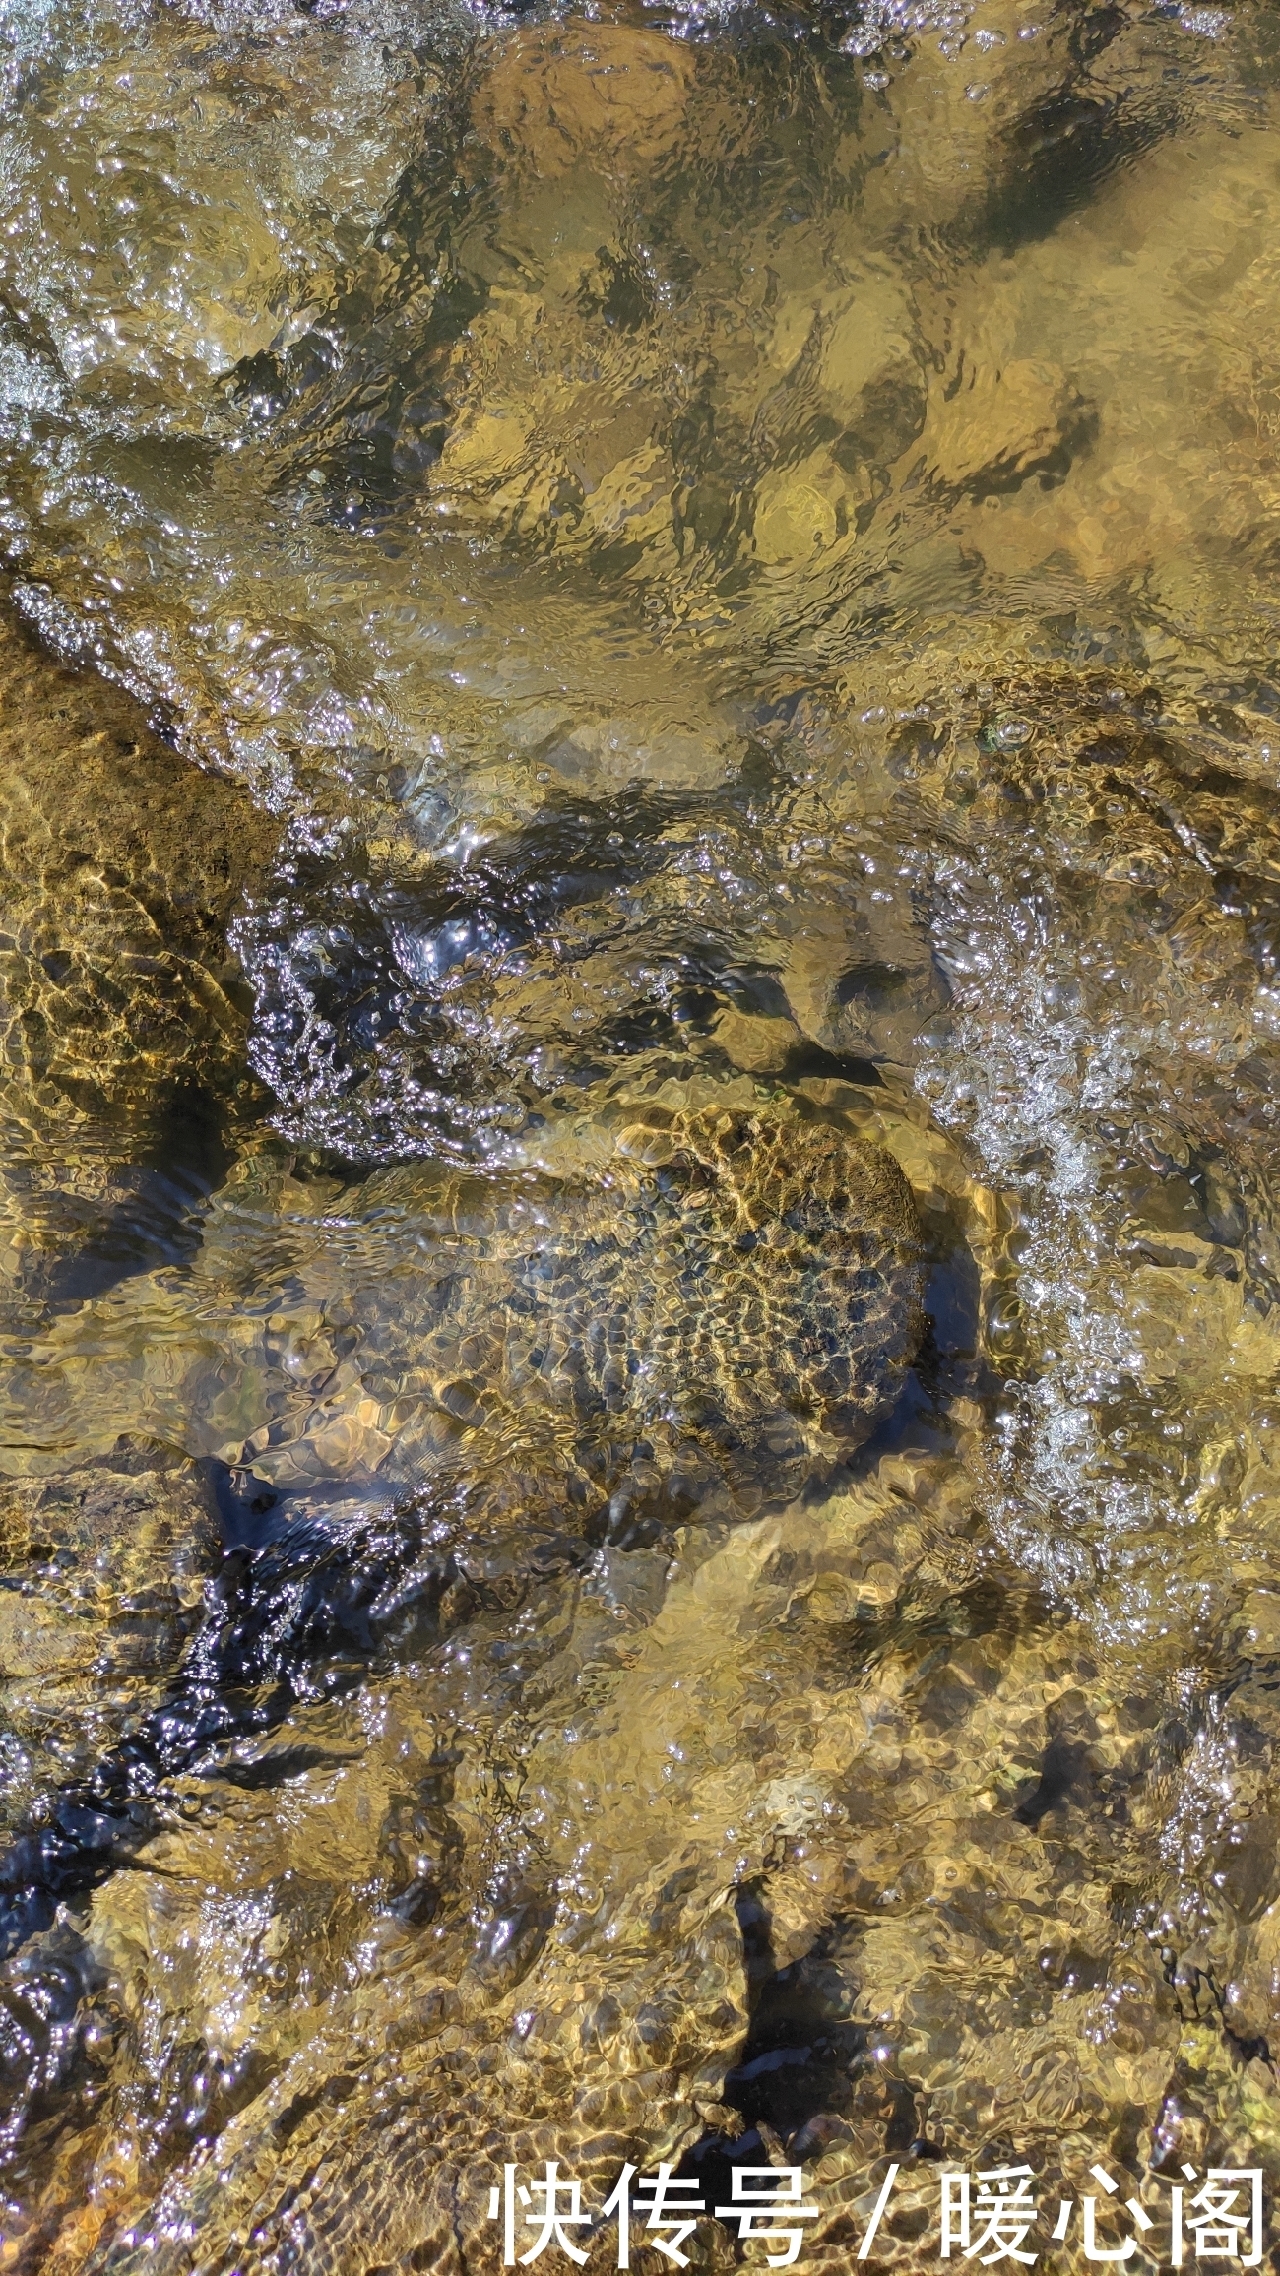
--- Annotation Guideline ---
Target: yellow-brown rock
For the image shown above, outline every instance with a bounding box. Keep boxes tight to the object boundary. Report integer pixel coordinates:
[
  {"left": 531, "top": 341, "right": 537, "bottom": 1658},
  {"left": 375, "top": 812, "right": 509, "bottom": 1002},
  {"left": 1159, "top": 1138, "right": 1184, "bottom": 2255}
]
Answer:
[{"left": 474, "top": 21, "right": 694, "bottom": 181}]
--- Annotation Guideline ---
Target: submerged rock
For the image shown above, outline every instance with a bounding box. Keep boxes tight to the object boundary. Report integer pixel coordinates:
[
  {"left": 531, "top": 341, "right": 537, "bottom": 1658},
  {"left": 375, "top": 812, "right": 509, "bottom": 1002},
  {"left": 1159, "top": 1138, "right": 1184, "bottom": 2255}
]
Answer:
[
  {"left": 0, "top": 598, "right": 277, "bottom": 1316},
  {"left": 0, "top": 1448, "right": 216, "bottom": 1836},
  {"left": 2, "top": 0, "right": 1280, "bottom": 2267},
  {"left": 19, "top": 1441, "right": 1245, "bottom": 2276},
  {"left": 0, "top": 1098, "right": 929, "bottom": 1513},
  {"left": 474, "top": 20, "right": 695, "bottom": 184}
]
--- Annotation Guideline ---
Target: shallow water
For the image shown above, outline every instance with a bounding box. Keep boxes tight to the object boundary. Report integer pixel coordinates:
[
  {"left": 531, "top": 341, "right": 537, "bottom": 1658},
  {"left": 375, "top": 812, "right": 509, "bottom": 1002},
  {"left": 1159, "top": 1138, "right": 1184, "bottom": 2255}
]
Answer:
[{"left": 3, "top": 0, "right": 1280, "bottom": 2265}]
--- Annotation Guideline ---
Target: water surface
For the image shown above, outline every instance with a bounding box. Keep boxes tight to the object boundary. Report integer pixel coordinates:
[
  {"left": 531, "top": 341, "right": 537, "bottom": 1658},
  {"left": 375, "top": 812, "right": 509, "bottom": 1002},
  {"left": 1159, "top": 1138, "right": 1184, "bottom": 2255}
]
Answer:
[{"left": 3, "top": 0, "right": 1280, "bottom": 2265}]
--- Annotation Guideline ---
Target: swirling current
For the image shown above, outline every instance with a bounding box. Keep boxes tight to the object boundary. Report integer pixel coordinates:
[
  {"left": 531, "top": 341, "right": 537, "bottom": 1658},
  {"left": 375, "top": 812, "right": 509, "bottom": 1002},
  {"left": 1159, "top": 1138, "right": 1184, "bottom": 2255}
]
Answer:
[{"left": 2, "top": 0, "right": 1280, "bottom": 2267}]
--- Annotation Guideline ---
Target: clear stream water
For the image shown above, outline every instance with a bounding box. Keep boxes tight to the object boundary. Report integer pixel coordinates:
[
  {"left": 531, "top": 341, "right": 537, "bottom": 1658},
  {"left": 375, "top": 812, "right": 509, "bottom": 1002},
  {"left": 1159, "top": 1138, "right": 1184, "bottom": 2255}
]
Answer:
[{"left": 2, "top": 0, "right": 1280, "bottom": 2266}]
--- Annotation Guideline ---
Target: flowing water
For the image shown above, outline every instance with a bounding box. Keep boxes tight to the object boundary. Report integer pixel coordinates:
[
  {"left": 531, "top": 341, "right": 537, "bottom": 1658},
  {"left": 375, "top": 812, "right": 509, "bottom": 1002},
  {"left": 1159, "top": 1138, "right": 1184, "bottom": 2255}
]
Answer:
[{"left": 3, "top": 0, "right": 1280, "bottom": 2264}]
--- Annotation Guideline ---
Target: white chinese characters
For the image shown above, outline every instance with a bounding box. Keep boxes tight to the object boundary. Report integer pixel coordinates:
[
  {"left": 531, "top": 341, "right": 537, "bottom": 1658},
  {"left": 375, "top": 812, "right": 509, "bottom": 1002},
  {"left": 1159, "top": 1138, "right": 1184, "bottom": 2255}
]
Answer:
[
  {"left": 485, "top": 2161, "right": 817, "bottom": 2269},
  {"left": 602, "top": 2163, "right": 705, "bottom": 2267},
  {"left": 489, "top": 2163, "right": 591, "bottom": 2267},
  {"left": 485, "top": 2155, "right": 1267, "bottom": 2267},
  {"left": 943, "top": 2165, "right": 1041, "bottom": 2265},
  {"left": 713, "top": 2167, "right": 819, "bottom": 2268}
]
